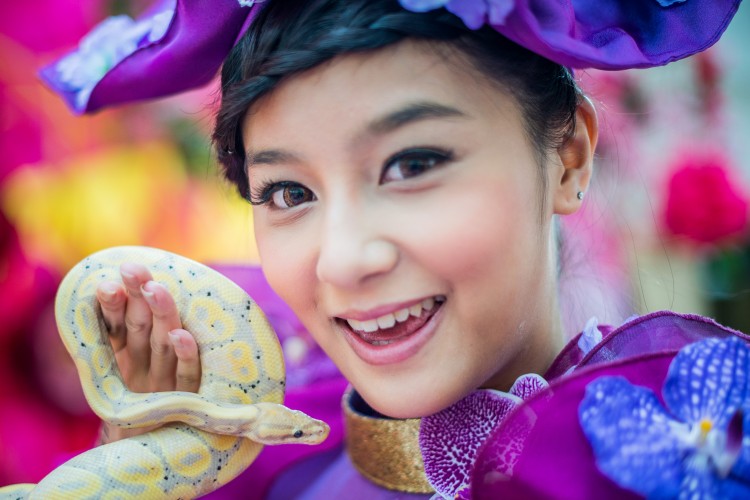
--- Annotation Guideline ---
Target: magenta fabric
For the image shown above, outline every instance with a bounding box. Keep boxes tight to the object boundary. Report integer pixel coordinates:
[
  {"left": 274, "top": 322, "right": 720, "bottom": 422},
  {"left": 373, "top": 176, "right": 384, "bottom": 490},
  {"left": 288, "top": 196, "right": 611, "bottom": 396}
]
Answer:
[
  {"left": 291, "top": 452, "right": 432, "bottom": 500},
  {"left": 472, "top": 312, "right": 750, "bottom": 499}
]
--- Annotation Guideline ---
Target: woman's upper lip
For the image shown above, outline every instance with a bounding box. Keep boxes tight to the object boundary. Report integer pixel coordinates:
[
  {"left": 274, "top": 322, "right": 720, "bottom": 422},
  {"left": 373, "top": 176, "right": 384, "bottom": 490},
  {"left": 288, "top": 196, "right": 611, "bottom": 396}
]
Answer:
[{"left": 334, "top": 296, "right": 440, "bottom": 322}]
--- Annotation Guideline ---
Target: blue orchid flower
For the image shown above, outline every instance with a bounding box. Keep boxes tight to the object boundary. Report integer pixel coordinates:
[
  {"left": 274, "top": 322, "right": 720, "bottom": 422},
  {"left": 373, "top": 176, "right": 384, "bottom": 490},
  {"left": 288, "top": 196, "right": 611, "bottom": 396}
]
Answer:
[
  {"left": 579, "top": 336, "right": 750, "bottom": 498},
  {"left": 398, "top": 0, "right": 514, "bottom": 30},
  {"left": 656, "top": 0, "right": 688, "bottom": 6}
]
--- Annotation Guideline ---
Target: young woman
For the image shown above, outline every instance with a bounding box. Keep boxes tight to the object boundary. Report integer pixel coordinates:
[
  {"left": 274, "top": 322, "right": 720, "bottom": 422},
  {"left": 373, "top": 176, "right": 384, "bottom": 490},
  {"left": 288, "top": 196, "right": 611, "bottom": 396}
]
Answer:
[{"left": 36, "top": 0, "right": 749, "bottom": 498}]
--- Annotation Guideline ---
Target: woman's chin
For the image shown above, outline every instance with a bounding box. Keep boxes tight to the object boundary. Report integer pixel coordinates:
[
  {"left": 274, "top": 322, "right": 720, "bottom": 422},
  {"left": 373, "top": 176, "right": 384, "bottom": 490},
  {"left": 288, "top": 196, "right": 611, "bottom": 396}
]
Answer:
[{"left": 356, "top": 387, "right": 463, "bottom": 420}]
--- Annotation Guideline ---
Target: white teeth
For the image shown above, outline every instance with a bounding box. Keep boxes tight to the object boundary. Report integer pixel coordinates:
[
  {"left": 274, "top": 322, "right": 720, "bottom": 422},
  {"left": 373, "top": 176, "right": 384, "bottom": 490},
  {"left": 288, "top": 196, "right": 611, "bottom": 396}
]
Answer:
[
  {"left": 361, "top": 319, "right": 378, "bottom": 332},
  {"left": 376, "top": 314, "right": 396, "bottom": 329},
  {"left": 409, "top": 304, "right": 423, "bottom": 317},
  {"left": 344, "top": 297, "right": 443, "bottom": 333},
  {"left": 394, "top": 308, "right": 409, "bottom": 322}
]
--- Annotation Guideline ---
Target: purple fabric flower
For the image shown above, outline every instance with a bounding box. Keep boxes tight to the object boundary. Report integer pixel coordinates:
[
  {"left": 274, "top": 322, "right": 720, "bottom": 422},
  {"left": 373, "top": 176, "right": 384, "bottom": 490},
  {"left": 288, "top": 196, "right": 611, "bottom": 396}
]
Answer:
[
  {"left": 577, "top": 316, "right": 602, "bottom": 355},
  {"left": 399, "top": 0, "right": 514, "bottom": 30},
  {"left": 419, "top": 374, "right": 548, "bottom": 498},
  {"left": 579, "top": 336, "right": 750, "bottom": 498},
  {"left": 42, "top": 1, "right": 176, "bottom": 112}
]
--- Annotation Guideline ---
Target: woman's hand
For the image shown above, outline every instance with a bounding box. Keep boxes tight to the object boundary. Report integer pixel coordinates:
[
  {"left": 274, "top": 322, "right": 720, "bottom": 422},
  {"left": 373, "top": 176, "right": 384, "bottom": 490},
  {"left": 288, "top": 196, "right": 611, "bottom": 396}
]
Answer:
[{"left": 94, "top": 261, "right": 201, "bottom": 444}]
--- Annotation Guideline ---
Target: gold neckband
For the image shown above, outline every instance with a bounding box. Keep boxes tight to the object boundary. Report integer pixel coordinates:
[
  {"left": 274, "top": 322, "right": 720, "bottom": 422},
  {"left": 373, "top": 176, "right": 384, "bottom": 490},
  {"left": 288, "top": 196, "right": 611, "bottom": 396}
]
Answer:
[{"left": 342, "top": 388, "right": 434, "bottom": 494}]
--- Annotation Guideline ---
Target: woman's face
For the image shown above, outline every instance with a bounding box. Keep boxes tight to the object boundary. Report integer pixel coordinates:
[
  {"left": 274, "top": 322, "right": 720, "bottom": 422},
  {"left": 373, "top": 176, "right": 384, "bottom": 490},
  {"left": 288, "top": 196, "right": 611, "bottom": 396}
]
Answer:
[{"left": 243, "top": 41, "right": 565, "bottom": 418}]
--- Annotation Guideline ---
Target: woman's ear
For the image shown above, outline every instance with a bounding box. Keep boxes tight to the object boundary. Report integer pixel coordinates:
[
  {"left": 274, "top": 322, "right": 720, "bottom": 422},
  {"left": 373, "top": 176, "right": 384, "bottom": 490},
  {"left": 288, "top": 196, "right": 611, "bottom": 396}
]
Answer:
[{"left": 552, "top": 96, "right": 598, "bottom": 215}]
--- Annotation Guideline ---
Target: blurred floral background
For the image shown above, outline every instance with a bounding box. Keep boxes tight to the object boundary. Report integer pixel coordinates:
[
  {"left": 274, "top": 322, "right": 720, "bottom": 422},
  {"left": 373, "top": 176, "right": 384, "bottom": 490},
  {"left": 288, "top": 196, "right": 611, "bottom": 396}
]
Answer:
[{"left": 1, "top": 0, "right": 750, "bottom": 488}]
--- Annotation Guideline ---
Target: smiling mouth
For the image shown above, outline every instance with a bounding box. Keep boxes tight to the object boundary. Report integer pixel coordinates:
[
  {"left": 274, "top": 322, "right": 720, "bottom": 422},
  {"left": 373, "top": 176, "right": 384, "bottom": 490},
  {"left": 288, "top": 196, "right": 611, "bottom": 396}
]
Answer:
[{"left": 338, "top": 296, "right": 446, "bottom": 346}]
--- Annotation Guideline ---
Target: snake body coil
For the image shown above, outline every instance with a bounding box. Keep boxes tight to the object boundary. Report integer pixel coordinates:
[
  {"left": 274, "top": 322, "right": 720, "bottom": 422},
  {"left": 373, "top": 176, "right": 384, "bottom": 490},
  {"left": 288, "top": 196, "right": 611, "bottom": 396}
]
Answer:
[{"left": 0, "top": 246, "right": 329, "bottom": 499}]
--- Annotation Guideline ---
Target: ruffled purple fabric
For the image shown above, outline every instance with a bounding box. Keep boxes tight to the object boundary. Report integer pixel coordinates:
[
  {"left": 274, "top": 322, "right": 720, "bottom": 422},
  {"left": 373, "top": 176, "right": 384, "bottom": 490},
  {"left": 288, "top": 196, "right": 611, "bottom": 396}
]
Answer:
[
  {"left": 40, "top": 0, "right": 262, "bottom": 113},
  {"left": 401, "top": 0, "right": 742, "bottom": 70},
  {"left": 471, "top": 312, "right": 750, "bottom": 499},
  {"left": 41, "top": 0, "right": 743, "bottom": 114}
]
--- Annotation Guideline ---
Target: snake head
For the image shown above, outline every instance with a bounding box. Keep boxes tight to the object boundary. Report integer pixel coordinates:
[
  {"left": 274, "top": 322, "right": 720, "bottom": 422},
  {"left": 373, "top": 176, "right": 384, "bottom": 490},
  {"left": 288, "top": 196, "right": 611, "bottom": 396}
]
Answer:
[{"left": 246, "top": 402, "right": 330, "bottom": 445}]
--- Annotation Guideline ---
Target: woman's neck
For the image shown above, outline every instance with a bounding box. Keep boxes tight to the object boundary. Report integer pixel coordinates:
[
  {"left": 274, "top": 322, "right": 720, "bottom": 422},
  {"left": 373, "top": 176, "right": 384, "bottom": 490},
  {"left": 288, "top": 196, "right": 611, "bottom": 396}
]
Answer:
[{"left": 481, "top": 245, "right": 566, "bottom": 392}]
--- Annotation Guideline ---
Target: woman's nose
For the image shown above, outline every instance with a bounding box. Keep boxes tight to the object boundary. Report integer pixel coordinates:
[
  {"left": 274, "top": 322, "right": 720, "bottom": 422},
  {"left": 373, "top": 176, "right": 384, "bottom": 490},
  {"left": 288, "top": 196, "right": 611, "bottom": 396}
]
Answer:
[{"left": 315, "top": 216, "right": 399, "bottom": 289}]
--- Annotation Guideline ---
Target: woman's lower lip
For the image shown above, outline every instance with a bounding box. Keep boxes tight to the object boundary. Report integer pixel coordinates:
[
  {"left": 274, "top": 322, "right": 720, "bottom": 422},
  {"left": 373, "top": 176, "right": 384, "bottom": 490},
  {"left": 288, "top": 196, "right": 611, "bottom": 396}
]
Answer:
[{"left": 340, "top": 303, "right": 443, "bottom": 366}]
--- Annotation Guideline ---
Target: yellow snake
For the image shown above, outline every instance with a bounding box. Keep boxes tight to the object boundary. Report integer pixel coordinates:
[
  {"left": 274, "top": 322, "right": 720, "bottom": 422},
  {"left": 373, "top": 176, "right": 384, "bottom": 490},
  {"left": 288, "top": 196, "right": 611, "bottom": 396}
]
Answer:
[{"left": 0, "top": 246, "right": 329, "bottom": 499}]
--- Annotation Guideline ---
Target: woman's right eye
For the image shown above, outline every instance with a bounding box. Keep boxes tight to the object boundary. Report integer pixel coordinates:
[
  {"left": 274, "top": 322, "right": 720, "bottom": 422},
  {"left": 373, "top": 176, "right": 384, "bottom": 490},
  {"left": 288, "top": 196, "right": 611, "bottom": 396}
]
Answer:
[{"left": 250, "top": 181, "right": 316, "bottom": 209}]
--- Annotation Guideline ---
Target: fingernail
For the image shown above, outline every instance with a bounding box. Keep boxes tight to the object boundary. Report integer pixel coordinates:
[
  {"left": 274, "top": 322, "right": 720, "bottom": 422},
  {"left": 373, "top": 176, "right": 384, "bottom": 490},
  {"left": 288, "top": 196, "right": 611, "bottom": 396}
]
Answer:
[
  {"left": 120, "top": 263, "right": 138, "bottom": 281},
  {"left": 168, "top": 330, "right": 183, "bottom": 349},
  {"left": 99, "top": 282, "right": 119, "bottom": 302},
  {"left": 141, "top": 281, "right": 157, "bottom": 305}
]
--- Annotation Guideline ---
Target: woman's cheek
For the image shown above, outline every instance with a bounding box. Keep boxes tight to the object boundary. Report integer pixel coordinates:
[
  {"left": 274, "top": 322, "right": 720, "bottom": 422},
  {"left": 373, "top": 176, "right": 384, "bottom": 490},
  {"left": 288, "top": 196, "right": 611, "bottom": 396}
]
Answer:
[
  {"left": 411, "top": 194, "right": 522, "bottom": 277},
  {"left": 256, "top": 224, "right": 312, "bottom": 312}
]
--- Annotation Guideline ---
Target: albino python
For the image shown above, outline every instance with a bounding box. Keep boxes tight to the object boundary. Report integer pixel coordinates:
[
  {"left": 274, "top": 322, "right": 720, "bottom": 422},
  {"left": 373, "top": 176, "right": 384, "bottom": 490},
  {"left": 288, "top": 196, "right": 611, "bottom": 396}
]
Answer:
[{"left": 0, "top": 246, "right": 329, "bottom": 499}]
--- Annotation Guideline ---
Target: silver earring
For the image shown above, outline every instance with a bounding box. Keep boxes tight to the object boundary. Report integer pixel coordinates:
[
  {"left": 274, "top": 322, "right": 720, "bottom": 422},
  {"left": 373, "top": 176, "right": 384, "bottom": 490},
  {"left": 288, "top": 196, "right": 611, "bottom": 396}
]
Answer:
[{"left": 577, "top": 191, "right": 585, "bottom": 200}]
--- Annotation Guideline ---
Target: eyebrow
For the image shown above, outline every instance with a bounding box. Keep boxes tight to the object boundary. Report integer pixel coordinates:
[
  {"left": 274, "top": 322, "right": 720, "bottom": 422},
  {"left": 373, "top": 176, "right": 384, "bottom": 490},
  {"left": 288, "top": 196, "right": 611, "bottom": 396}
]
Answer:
[
  {"left": 365, "top": 101, "right": 468, "bottom": 136},
  {"left": 247, "top": 149, "right": 299, "bottom": 168},
  {"left": 245, "top": 101, "right": 468, "bottom": 170}
]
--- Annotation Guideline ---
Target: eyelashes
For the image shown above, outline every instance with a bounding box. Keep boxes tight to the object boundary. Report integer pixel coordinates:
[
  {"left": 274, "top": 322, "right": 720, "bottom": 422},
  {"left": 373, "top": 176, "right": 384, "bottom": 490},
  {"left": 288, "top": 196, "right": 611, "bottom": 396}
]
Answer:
[
  {"left": 248, "top": 146, "right": 455, "bottom": 209},
  {"left": 249, "top": 180, "right": 307, "bottom": 207},
  {"left": 381, "top": 147, "right": 454, "bottom": 183}
]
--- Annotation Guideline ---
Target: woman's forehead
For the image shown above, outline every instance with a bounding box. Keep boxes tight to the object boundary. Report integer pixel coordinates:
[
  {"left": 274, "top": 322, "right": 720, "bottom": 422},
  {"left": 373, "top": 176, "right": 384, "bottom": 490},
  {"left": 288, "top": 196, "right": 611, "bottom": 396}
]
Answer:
[{"left": 242, "top": 40, "right": 519, "bottom": 147}]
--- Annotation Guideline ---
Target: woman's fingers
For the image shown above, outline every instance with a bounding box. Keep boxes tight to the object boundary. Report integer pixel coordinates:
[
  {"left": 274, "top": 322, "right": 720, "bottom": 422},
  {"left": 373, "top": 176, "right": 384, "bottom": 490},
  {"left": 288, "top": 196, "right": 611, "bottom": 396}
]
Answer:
[
  {"left": 120, "top": 262, "right": 155, "bottom": 390},
  {"left": 142, "top": 280, "right": 182, "bottom": 391},
  {"left": 92, "top": 264, "right": 203, "bottom": 446},
  {"left": 96, "top": 281, "right": 127, "bottom": 352},
  {"left": 97, "top": 262, "right": 201, "bottom": 399},
  {"left": 170, "top": 329, "right": 202, "bottom": 393},
  {"left": 96, "top": 280, "right": 134, "bottom": 377}
]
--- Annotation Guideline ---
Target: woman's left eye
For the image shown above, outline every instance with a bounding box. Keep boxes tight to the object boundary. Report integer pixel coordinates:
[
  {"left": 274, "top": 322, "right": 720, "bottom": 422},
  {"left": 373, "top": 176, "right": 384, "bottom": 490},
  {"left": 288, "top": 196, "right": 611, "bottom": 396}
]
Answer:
[{"left": 381, "top": 148, "right": 454, "bottom": 183}]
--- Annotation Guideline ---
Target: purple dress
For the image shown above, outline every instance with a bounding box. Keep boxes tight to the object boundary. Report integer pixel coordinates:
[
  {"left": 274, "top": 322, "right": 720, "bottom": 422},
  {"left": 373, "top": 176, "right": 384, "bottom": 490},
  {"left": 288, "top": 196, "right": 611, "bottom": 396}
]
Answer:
[{"left": 209, "top": 265, "right": 750, "bottom": 499}]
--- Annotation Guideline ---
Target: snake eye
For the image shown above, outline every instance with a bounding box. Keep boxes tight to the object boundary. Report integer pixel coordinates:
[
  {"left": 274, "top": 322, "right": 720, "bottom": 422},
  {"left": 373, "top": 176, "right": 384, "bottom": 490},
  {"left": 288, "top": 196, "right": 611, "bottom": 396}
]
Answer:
[{"left": 293, "top": 430, "right": 304, "bottom": 438}]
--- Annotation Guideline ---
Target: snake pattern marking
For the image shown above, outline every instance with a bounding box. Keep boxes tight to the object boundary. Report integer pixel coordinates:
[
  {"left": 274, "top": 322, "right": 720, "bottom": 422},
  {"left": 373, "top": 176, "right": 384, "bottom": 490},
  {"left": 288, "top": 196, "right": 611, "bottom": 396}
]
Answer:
[{"left": 0, "top": 246, "right": 329, "bottom": 499}]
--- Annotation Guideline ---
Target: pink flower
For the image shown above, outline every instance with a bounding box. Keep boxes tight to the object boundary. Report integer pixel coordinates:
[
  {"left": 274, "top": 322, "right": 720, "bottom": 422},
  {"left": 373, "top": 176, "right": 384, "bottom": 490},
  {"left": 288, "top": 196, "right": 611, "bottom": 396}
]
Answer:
[{"left": 663, "top": 152, "right": 749, "bottom": 246}]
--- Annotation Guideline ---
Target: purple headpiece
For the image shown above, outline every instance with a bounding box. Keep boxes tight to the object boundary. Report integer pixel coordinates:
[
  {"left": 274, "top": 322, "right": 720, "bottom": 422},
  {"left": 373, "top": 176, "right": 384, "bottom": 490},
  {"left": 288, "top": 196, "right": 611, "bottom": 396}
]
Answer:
[{"left": 41, "top": 0, "right": 743, "bottom": 114}]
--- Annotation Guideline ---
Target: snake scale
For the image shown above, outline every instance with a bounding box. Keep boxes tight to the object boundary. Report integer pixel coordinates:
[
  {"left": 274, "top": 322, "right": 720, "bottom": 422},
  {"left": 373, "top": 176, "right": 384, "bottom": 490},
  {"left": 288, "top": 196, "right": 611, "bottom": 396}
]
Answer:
[{"left": 0, "top": 246, "right": 329, "bottom": 499}]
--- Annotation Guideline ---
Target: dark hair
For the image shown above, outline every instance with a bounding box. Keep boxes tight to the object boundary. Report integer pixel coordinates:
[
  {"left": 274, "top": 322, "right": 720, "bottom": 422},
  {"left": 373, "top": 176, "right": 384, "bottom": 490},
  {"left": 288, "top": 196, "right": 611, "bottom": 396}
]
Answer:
[{"left": 213, "top": 0, "right": 582, "bottom": 205}]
